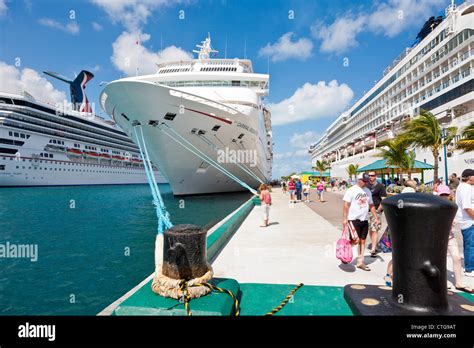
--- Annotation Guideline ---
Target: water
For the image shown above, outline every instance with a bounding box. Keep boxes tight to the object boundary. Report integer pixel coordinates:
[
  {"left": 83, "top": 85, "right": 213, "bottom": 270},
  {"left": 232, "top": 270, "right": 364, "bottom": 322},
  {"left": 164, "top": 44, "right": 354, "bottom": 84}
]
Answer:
[{"left": 0, "top": 185, "right": 250, "bottom": 315}]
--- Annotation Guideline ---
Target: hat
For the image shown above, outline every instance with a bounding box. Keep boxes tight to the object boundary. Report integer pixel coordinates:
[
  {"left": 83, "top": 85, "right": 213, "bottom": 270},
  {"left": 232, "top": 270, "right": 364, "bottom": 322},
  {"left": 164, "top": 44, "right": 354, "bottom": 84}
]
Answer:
[
  {"left": 357, "top": 173, "right": 370, "bottom": 183},
  {"left": 436, "top": 185, "right": 451, "bottom": 196},
  {"left": 461, "top": 169, "right": 474, "bottom": 179},
  {"left": 401, "top": 187, "right": 416, "bottom": 194}
]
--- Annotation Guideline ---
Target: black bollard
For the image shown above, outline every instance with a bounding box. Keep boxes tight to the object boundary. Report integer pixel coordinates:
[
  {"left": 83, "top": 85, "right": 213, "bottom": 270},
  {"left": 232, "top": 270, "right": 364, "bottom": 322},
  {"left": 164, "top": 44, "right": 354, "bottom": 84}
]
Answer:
[
  {"left": 343, "top": 193, "right": 474, "bottom": 315},
  {"left": 162, "top": 224, "right": 209, "bottom": 280},
  {"left": 383, "top": 193, "right": 454, "bottom": 312}
]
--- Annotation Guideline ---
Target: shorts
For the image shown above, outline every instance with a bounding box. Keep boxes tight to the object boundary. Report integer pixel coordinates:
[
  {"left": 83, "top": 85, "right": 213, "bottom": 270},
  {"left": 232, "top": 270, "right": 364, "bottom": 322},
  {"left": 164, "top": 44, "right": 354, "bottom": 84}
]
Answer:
[
  {"left": 349, "top": 219, "right": 369, "bottom": 240},
  {"left": 288, "top": 189, "right": 296, "bottom": 195},
  {"left": 317, "top": 190, "right": 323, "bottom": 196},
  {"left": 262, "top": 204, "right": 270, "bottom": 220},
  {"left": 303, "top": 192, "right": 309, "bottom": 197},
  {"left": 369, "top": 211, "right": 382, "bottom": 232}
]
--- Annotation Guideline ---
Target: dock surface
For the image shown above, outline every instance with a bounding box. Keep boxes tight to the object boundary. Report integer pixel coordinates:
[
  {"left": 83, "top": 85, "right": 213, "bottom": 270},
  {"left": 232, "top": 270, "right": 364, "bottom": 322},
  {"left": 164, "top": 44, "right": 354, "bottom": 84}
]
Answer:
[{"left": 213, "top": 189, "right": 394, "bottom": 287}]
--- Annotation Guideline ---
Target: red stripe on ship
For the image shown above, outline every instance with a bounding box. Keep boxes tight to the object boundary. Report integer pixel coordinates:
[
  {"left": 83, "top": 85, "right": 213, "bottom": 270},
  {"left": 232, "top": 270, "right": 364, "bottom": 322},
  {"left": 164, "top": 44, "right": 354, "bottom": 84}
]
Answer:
[{"left": 183, "top": 107, "right": 232, "bottom": 124}]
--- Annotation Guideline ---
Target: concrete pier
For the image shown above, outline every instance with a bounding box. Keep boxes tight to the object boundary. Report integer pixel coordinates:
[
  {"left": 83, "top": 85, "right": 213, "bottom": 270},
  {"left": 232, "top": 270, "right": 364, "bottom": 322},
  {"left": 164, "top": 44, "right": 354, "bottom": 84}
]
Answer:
[{"left": 213, "top": 189, "right": 471, "bottom": 289}]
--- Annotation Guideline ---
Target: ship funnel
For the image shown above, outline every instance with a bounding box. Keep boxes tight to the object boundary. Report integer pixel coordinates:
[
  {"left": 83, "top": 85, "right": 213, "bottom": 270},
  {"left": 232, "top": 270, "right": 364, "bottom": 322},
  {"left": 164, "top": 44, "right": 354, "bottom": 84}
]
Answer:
[{"left": 44, "top": 70, "right": 94, "bottom": 112}]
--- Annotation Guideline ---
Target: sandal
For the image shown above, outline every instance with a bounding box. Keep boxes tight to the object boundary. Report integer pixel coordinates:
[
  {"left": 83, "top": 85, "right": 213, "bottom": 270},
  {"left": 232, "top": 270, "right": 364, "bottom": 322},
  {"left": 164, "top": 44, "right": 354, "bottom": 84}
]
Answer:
[
  {"left": 370, "top": 250, "right": 378, "bottom": 257},
  {"left": 357, "top": 264, "right": 371, "bottom": 271},
  {"left": 384, "top": 274, "right": 392, "bottom": 286},
  {"left": 455, "top": 286, "right": 474, "bottom": 294}
]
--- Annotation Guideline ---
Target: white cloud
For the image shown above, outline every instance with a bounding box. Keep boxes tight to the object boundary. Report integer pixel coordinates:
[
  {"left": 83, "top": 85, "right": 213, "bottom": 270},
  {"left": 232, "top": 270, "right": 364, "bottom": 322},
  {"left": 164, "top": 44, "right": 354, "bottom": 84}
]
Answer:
[
  {"left": 91, "top": 0, "right": 183, "bottom": 32},
  {"left": 290, "top": 131, "right": 320, "bottom": 149},
  {"left": 92, "top": 21, "right": 103, "bottom": 31},
  {"left": 311, "top": 15, "right": 366, "bottom": 54},
  {"left": 111, "top": 31, "right": 192, "bottom": 76},
  {"left": 0, "top": 0, "right": 7, "bottom": 16},
  {"left": 38, "top": 18, "right": 80, "bottom": 35},
  {"left": 259, "top": 32, "right": 313, "bottom": 62},
  {"left": 269, "top": 80, "right": 353, "bottom": 126},
  {"left": 312, "top": 0, "right": 445, "bottom": 54},
  {"left": 0, "top": 61, "right": 67, "bottom": 104}
]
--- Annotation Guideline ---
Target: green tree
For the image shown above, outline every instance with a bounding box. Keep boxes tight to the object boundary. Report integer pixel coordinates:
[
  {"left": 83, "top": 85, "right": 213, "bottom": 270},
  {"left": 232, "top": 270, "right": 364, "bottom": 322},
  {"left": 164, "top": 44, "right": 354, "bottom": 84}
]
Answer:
[
  {"left": 456, "top": 121, "right": 474, "bottom": 153},
  {"left": 346, "top": 163, "right": 359, "bottom": 182},
  {"left": 402, "top": 109, "right": 456, "bottom": 181},
  {"left": 313, "top": 160, "right": 330, "bottom": 180},
  {"left": 377, "top": 137, "right": 415, "bottom": 180}
]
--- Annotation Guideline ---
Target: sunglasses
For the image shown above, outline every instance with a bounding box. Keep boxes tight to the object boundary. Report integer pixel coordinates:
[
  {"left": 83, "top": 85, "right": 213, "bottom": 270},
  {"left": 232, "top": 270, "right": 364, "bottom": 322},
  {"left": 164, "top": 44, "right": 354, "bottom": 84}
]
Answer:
[{"left": 368, "top": 175, "right": 376, "bottom": 177}]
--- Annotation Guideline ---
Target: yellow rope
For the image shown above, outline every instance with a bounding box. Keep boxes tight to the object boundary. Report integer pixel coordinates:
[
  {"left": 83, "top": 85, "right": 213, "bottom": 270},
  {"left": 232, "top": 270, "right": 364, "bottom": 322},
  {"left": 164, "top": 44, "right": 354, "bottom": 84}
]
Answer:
[
  {"left": 264, "top": 283, "right": 304, "bottom": 316},
  {"left": 178, "top": 280, "right": 240, "bottom": 316},
  {"left": 177, "top": 280, "right": 303, "bottom": 316}
]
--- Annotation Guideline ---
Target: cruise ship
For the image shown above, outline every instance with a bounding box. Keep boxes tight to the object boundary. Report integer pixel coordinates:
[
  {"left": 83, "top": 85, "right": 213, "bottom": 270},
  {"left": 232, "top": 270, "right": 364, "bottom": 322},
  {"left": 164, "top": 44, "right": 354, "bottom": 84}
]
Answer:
[
  {"left": 0, "top": 70, "right": 166, "bottom": 186},
  {"left": 310, "top": 1, "right": 474, "bottom": 182},
  {"left": 100, "top": 35, "right": 272, "bottom": 195}
]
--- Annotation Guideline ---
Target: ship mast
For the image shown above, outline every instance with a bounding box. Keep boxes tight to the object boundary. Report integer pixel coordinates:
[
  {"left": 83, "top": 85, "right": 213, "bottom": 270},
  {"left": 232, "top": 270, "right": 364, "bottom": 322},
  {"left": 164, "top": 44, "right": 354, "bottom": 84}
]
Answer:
[{"left": 192, "top": 33, "right": 218, "bottom": 60}]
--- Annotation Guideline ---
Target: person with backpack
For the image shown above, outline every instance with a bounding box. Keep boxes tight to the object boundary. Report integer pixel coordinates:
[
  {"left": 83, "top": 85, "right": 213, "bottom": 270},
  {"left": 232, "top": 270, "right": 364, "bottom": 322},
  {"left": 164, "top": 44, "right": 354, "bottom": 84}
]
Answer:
[
  {"left": 259, "top": 183, "right": 272, "bottom": 227},
  {"left": 295, "top": 179, "right": 302, "bottom": 202}
]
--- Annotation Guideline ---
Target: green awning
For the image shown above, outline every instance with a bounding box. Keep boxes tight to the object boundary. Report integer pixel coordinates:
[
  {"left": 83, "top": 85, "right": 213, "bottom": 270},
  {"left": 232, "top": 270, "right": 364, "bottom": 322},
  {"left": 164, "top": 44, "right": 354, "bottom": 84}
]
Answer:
[
  {"left": 300, "top": 171, "right": 331, "bottom": 177},
  {"left": 356, "top": 159, "right": 434, "bottom": 172}
]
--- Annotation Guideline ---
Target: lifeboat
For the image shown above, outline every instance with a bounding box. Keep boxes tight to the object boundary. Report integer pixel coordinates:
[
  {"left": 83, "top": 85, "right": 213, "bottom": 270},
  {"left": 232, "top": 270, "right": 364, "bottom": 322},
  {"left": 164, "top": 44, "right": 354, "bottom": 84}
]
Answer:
[{"left": 67, "top": 148, "right": 82, "bottom": 155}]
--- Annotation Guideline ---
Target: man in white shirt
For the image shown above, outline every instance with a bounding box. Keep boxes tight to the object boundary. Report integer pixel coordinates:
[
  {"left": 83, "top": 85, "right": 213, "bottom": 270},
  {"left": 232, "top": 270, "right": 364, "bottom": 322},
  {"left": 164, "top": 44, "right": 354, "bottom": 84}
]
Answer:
[
  {"left": 455, "top": 169, "right": 474, "bottom": 277},
  {"left": 343, "top": 173, "right": 380, "bottom": 271}
]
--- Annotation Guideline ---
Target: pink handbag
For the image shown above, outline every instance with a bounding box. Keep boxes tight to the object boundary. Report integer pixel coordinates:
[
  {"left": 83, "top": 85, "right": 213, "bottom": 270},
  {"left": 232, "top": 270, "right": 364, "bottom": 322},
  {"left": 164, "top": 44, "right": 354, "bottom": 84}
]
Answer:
[{"left": 336, "top": 227, "right": 353, "bottom": 264}]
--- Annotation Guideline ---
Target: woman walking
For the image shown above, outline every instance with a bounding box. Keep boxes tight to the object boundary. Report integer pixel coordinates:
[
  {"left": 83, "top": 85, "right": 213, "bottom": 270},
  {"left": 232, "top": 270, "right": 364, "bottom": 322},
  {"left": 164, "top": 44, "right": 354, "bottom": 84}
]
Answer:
[
  {"left": 303, "top": 181, "right": 311, "bottom": 203},
  {"left": 316, "top": 180, "right": 325, "bottom": 202},
  {"left": 259, "top": 183, "right": 272, "bottom": 227},
  {"left": 288, "top": 179, "right": 296, "bottom": 203}
]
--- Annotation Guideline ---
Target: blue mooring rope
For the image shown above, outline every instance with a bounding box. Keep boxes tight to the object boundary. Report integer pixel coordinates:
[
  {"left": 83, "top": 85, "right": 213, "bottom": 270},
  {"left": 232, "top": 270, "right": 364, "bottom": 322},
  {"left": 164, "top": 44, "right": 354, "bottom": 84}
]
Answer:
[{"left": 133, "top": 125, "right": 172, "bottom": 234}]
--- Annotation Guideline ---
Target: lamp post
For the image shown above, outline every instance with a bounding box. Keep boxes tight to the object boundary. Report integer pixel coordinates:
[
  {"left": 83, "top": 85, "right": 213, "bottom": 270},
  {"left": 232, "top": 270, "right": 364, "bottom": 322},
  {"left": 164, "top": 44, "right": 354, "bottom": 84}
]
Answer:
[{"left": 442, "top": 126, "right": 448, "bottom": 186}]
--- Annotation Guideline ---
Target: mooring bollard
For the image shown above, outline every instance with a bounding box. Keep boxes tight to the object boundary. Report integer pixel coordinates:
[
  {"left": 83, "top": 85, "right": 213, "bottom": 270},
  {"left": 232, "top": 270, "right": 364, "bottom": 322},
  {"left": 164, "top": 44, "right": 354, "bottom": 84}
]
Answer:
[
  {"left": 162, "top": 224, "right": 209, "bottom": 280},
  {"left": 343, "top": 192, "right": 474, "bottom": 315},
  {"left": 383, "top": 193, "right": 455, "bottom": 312},
  {"left": 152, "top": 224, "right": 213, "bottom": 300}
]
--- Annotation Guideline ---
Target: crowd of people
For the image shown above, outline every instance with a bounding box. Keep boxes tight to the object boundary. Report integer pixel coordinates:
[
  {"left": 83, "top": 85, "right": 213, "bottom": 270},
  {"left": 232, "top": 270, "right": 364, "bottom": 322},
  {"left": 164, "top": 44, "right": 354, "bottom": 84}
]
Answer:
[
  {"left": 341, "top": 169, "right": 474, "bottom": 293},
  {"left": 257, "top": 169, "right": 474, "bottom": 292},
  {"left": 281, "top": 178, "right": 327, "bottom": 204}
]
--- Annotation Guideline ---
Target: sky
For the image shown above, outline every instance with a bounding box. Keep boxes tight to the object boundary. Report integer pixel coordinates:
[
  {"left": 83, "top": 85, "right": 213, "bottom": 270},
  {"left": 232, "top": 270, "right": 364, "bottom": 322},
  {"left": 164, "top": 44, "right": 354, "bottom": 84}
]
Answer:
[{"left": 0, "top": 0, "right": 451, "bottom": 178}]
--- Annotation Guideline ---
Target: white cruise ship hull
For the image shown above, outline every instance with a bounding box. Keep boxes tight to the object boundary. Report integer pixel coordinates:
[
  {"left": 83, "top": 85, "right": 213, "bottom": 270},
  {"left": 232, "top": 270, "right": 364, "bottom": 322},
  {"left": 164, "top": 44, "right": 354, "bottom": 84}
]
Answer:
[
  {"left": 101, "top": 80, "right": 271, "bottom": 195},
  {"left": 0, "top": 93, "right": 167, "bottom": 187}
]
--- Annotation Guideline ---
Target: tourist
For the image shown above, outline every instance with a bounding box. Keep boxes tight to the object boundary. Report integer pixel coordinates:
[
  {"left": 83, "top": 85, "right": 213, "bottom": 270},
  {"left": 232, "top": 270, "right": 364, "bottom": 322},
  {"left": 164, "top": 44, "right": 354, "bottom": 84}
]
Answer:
[
  {"left": 449, "top": 173, "right": 460, "bottom": 193},
  {"left": 281, "top": 180, "right": 287, "bottom": 194},
  {"left": 295, "top": 179, "right": 302, "bottom": 202},
  {"left": 259, "top": 183, "right": 272, "bottom": 227},
  {"left": 330, "top": 179, "right": 335, "bottom": 191},
  {"left": 316, "top": 180, "right": 325, "bottom": 202},
  {"left": 404, "top": 179, "right": 417, "bottom": 191},
  {"left": 288, "top": 179, "right": 296, "bottom": 203},
  {"left": 366, "top": 171, "right": 387, "bottom": 257},
  {"left": 455, "top": 169, "right": 474, "bottom": 277},
  {"left": 303, "top": 181, "right": 311, "bottom": 203},
  {"left": 433, "top": 178, "right": 442, "bottom": 195},
  {"left": 342, "top": 173, "right": 380, "bottom": 271},
  {"left": 436, "top": 185, "right": 473, "bottom": 293}
]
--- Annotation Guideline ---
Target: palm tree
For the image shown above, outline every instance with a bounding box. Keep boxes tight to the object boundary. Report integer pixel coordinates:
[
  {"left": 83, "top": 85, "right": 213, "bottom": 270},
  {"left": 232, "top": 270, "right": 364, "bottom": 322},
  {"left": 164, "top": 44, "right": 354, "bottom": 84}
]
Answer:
[
  {"left": 377, "top": 137, "right": 415, "bottom": 180},
  {"left": 402, "top": 109, "right": 457, "bottom": 181},
  {"left": 346, "top": 164, "right": 359, "bottom": 182},
  {"left": 313, "top": 160, "right": 329, "bottom": 180},
  {"left": 457, "top": 121, "right": 474, "bottom": 153}
]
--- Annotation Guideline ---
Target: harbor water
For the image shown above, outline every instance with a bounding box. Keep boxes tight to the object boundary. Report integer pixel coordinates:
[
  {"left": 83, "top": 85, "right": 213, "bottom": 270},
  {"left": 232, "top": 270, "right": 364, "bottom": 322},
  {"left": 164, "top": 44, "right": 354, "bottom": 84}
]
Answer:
[{"left": 0, "top": 185, "right": 250, "bottom": 315}]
